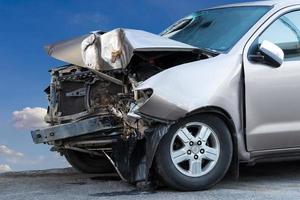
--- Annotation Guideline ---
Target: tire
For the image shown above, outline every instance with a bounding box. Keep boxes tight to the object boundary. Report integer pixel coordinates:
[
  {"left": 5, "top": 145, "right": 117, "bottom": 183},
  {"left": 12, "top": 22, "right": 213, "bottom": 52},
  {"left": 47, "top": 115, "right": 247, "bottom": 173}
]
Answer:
[
  {"left": 155, "top": 114, "right": 233, "bottom": 191},
  {"left": 64, "top": 150, "right": 115, "bottom": 174}
]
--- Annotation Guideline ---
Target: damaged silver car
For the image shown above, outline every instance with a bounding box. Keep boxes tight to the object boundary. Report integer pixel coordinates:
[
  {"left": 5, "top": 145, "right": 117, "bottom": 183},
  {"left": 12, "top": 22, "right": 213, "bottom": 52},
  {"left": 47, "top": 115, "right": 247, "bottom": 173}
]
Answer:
[{"left": 32, "top": 0, "right": 300, "bottom": 191}]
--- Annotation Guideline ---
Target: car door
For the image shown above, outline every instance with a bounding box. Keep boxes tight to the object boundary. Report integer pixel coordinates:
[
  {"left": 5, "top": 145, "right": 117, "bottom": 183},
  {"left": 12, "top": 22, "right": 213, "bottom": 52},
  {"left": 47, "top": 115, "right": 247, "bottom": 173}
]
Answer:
[{"left": 244, "top": 10, "right": 300, "bottom": 151}]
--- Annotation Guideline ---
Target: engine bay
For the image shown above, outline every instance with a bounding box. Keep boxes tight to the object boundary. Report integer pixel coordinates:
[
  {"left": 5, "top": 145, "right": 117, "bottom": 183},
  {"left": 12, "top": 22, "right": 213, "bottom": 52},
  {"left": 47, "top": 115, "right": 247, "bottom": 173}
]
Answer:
[{"left": 44, "top": 49, "right": 209, "bottom": 139}]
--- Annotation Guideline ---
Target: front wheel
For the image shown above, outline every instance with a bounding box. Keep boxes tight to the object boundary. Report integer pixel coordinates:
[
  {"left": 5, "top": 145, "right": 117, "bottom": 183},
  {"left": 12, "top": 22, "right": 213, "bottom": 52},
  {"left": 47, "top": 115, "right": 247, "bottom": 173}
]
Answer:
[{"left": 155, "top": 114, "right": 233, "bottom": 191}]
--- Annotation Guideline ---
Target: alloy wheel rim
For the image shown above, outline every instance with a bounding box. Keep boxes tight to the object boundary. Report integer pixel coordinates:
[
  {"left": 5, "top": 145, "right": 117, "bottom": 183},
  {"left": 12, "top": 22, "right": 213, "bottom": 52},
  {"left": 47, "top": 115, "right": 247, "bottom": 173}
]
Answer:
[{"left": 170, "top": 122, "right": 220, "bottom": 177}]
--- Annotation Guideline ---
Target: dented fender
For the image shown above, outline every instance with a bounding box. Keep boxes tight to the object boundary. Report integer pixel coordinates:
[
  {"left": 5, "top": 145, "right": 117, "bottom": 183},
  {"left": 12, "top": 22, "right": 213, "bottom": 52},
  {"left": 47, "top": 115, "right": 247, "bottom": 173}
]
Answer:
[{"left": 136, "top": 54, "right": 243, "bottom": 138}]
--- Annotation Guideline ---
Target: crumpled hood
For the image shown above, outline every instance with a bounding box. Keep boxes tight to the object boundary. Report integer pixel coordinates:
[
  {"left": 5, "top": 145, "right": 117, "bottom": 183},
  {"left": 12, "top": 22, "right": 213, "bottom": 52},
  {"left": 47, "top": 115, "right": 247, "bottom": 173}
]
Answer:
[{"left": 45, "top": 28, "right": 199, "bottom": 71}]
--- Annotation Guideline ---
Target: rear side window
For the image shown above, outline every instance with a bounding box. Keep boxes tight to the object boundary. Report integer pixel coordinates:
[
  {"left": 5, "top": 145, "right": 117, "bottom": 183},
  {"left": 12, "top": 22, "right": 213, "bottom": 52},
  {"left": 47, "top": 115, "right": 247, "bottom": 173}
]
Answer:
[{"left": 259, "top": 11, "right": 300, "bottom": 59}]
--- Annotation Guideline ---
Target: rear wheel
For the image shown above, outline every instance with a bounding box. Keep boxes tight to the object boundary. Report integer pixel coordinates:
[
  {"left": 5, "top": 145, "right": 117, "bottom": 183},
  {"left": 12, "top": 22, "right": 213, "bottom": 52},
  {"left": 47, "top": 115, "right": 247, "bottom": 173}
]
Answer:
[
  {"left": 155, "top": 114, "right": 233, "bottom": 191},
  {"left": 64, "top": 150, "right": 115, "bottom": 174}
]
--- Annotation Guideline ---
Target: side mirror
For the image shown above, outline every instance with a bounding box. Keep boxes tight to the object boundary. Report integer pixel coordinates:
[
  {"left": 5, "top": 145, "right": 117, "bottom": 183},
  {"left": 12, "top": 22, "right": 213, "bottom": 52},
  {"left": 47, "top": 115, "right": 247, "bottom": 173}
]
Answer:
[{"left": 250, "top": 40, "right": 284, "bottom": 67}]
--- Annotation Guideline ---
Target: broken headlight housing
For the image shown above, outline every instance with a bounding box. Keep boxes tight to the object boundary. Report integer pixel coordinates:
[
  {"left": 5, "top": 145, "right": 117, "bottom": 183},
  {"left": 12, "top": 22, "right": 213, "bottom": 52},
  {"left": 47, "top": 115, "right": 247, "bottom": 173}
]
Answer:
[{"left": 132, "top": 88, "right": 153, "bottom": 117}]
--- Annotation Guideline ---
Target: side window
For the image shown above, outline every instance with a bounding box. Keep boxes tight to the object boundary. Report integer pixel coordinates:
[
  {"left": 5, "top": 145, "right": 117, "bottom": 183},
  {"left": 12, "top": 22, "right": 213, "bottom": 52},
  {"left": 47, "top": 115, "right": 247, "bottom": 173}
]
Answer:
[{"left": 259, "top": 11, "right": 300, "bottom": 59}]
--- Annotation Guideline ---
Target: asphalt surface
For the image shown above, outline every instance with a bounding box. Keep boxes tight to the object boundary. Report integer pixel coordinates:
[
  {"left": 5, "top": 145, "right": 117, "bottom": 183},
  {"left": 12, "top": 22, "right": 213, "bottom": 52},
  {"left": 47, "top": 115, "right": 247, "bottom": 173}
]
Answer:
[{"left": 1, "top": 161, "right": 300, "bottom": 200}]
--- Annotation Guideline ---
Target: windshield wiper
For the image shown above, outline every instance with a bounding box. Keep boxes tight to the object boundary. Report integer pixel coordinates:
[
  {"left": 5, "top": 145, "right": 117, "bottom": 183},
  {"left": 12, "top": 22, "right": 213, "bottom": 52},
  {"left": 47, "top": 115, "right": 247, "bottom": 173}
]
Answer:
[{"left": 194, "top": 47, "right": 221, "bottom": 56}]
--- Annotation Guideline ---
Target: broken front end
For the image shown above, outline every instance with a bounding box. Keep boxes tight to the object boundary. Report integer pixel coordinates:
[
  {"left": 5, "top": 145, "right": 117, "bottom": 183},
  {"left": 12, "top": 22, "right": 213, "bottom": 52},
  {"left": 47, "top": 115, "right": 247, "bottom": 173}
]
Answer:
[{"left": 31, "top": 28, "right": 211, "bottom": 185}]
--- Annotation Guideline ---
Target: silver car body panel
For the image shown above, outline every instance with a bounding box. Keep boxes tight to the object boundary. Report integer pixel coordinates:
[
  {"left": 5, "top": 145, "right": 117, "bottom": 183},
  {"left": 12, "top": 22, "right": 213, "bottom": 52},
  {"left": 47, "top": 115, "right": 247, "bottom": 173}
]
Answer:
[
  {"left": 136, "top": 54, "right": 242, "bottom": 123},
  {"left": 46, "top": 28, "right": 198, "bottom": 71},
  {"left": 211, "top": 0, "right": 300, "bottom": 9},
  {"left": 46, "top": 34, "right": 89, "bottom": 67},
  {"left": 243, "top": 4, "right": 300, "bottom": 152}
]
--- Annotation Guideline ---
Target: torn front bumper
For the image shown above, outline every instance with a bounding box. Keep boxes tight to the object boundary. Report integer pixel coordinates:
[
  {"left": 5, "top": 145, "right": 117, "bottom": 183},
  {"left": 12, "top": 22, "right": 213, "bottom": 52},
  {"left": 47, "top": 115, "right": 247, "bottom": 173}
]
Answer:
[{"left": 31, "top": 116, "right": 122, "bottom": 144}]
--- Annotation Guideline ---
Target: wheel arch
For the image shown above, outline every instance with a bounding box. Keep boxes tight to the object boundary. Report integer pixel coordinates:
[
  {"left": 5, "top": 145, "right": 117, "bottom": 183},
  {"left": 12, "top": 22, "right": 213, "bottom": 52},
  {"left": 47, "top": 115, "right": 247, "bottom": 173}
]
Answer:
[
  {"left": 187, "top": 106, "right": 237, "bottom": 135},
  {"left": 150, "top": 106, "right": 240, "bottom": 183},
  {"left": 185, "top": 106, "right": 239, "bottom": 178}
]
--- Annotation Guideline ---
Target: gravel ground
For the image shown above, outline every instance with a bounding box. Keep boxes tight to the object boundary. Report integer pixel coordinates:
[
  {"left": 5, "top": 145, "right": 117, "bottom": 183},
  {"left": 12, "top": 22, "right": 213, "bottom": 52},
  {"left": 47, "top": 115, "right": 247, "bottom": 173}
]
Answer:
[{"left": 1, "top": 161, "right": 300, "bottom": 200}]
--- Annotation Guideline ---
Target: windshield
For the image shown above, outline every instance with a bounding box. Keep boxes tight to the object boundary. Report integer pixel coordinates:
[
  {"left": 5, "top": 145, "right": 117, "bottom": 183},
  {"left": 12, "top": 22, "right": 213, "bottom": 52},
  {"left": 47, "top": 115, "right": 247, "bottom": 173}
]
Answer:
[{"left": 162, "top": 6, "right": 271, "bottom": 53}]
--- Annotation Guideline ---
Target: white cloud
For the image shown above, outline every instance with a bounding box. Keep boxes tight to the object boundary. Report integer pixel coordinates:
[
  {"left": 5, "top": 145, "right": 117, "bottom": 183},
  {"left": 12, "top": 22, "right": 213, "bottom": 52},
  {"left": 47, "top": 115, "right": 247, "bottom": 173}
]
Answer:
[
  {"left": 0, "top": 145, "right": 24, "bottom": 169},
  {"left": 0, "top": 144, "right": 69, "bottom": 171},
  {"left": 12, "top": 107, "right": 48, "bottom": 130},
  {"left": 0, "top": 164, "right": 12, "bottom": 173},
  {"left": 0, "top": 145, "right": 24, "bottom": 158}
]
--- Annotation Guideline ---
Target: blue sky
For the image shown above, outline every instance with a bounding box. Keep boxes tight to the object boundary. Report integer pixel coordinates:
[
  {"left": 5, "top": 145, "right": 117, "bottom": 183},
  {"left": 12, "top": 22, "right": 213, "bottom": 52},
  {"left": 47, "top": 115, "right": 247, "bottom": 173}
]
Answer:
[{"left": 0, "top": 0, "right": 253, "bottom": 172}]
